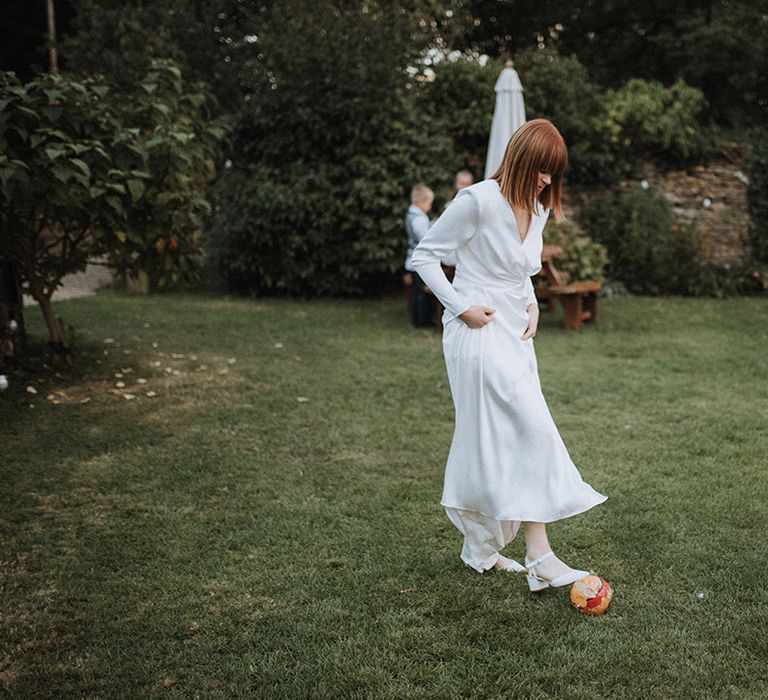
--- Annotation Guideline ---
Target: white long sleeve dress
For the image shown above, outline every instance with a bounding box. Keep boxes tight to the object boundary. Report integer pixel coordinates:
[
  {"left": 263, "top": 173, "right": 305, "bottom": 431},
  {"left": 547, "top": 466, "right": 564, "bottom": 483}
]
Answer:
[{"left": 411, "top": 178, "right": 608, "bottom": 573}]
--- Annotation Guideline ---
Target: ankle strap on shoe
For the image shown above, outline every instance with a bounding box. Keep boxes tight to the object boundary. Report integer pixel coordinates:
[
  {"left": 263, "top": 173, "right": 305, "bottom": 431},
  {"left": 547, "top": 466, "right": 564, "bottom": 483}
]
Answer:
[{"left": 525, "top": 550, "right": 554, "bottom": 569}]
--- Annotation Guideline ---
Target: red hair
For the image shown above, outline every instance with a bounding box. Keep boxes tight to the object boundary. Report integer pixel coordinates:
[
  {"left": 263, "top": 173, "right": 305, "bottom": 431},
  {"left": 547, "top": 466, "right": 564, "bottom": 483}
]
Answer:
[{"left": 490, "top": 118, "right": 568, "bottom": 221}]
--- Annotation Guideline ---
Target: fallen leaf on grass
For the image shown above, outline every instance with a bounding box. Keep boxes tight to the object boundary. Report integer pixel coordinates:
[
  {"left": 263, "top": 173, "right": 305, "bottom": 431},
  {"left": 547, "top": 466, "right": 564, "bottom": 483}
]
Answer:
[
  {"left": 123, "top": 394, "right": 136, "bottom": 400},
  {"left": 296, "top": 396, "right": 310, "bottom": 403},
  {"left": 26, "top": 386, "right": 38, "bottom": 395},
  {"left": 115, "top": 381, "right": 126, "bottom": 389},
  {"left": 80, "top": 397, "right": 91, "bottom": 404},
  {"left": 145, "top": 391, "right": 157, "bottom": 398}
]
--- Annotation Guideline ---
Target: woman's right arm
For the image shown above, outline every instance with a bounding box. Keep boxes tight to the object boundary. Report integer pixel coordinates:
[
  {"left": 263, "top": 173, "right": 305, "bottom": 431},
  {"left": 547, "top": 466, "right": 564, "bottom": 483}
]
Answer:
[{"left": 411, "top": 190, "right": 478, "bottom": 319}]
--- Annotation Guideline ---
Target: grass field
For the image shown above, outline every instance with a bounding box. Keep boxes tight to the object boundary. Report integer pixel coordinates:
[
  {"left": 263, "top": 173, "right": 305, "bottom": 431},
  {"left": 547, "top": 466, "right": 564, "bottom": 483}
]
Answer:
[{"left": 1, "top": 290, "right": 767, "bottom": 698}]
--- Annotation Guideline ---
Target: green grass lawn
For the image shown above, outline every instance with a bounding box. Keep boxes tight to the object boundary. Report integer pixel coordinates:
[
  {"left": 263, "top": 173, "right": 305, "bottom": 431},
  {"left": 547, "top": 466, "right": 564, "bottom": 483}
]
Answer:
[{"left": 2, "top": 290, "right": 767, "bottom": 698}]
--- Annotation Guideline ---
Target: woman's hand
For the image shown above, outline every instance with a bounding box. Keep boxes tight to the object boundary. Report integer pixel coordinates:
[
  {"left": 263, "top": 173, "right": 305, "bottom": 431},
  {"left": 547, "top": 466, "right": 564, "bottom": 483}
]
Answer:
[
  {"left": 521, "top": 304, "right": 539, "bottom": 340},
  {"left": 459, "top": 305, "right": 495, "bottom": 328}
]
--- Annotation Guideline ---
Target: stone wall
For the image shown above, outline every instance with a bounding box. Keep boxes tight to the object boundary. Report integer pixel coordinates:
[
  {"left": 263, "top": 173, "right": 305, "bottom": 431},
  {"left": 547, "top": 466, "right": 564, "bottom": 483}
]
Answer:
[{"left": 565, "top": 158, "right": 752, "bottom": 264}]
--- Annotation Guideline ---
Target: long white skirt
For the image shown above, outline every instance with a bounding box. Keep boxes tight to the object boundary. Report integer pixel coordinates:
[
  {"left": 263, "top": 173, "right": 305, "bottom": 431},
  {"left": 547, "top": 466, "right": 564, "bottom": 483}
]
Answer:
[{"left": 440, "top": 290, "right": 608, "bottom": 572}]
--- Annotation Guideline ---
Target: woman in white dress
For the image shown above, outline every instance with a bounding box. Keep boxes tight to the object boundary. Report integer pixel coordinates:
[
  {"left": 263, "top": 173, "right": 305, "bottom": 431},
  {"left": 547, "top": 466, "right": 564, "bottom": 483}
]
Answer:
[{"left": 411, "top": 119, "right": 607, "bottom": 591}]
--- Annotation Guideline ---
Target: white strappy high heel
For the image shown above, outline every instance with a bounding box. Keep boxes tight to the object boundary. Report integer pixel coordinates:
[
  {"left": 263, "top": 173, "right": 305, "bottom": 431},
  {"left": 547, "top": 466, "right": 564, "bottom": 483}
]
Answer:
[{"left": 524, "top": 551, "right": 591, "bottom": 591}]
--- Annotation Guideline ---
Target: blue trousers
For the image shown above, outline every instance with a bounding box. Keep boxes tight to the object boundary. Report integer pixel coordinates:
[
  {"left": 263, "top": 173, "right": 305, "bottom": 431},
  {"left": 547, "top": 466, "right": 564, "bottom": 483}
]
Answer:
[{"left": 410, "top": 270, "right": 436, "bottom": 327}]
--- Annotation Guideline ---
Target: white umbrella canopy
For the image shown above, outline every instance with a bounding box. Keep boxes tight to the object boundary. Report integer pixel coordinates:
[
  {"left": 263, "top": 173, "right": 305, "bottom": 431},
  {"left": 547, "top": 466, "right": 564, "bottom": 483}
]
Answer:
[{"left": 484, "top": 60, "right": 526, "bottom": 179}]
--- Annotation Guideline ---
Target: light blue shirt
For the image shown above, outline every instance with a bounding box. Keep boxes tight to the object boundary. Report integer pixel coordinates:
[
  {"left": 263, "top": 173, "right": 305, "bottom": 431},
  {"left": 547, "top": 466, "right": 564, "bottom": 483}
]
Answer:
[{"left": 404, "top": 205, "right": 431, "bottom": 272}]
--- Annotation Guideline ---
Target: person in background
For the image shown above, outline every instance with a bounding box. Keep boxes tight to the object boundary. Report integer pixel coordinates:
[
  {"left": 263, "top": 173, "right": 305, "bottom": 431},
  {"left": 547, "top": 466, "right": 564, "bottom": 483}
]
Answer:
[
  {"left": 452, "top": 169, "right": 474, "bottom": 197},
  {"left": 442, "top": 170, "right": 475, "bottom": 268},
  {"left": 404, "top": 184, "right": 436, "bottom": 327}
]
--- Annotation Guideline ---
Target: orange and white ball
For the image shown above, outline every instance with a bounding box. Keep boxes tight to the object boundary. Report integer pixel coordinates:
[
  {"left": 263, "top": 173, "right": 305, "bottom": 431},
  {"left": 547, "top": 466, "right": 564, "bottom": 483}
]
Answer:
[{"left": 570, "top": 575, "right": 613, "bottom": 615}]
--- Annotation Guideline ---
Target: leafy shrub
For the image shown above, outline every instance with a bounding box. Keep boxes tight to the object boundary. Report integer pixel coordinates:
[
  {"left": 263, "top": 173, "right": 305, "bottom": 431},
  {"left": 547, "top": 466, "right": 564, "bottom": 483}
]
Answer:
[
  {"left": 416, "top": 55, "right": 496, "bottom": 179},
  {"left": 204, "top": 3, "right": 455, "bottom": 297},
  {"left": 424, "top": 49, "right": 712, "bottom": 186},
  {"left": 579, "top": 185, "right": 704, "bottom": 295},
  {"left": 542, "top": 219, "right": 608, "bottom": 282},
  {"left": 604, "top": 78, "right": 710, "bottom": 167},
  {"left": 686, "top": 258, "right": 767, "bottom": 297},
  {"left": 516, "top": 48, "right": 623, "bottom": 184},
  {"left": 746, "top": 129, "right": 768, "bottom": 264},
  {"left": 0, "top": 62, "right": 225, "bottom": 347}
]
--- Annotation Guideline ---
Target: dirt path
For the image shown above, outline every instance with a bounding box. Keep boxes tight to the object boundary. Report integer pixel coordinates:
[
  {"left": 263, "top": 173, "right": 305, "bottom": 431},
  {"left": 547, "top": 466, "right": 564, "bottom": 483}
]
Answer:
[{"left": 22, "top": 261, "right": 115, "bottom": 306}]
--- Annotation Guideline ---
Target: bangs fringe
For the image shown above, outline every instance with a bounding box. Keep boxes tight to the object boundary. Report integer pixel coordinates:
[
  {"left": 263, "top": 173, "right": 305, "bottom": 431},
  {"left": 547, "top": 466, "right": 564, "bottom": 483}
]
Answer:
[{"left": 490, "top": 119, "right": 568, "bottom": 221}]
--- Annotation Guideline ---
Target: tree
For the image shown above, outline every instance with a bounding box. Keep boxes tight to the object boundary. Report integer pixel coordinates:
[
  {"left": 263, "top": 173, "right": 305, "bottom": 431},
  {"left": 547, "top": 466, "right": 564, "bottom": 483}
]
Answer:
[
  {"left": 455, "top": 0, "right": 768, "bottom": 130},
  {"left": 0, "top": 63, "right": 226, "bottom": 355},
  {"left": 204, "top": 0, "right": 456, "bottom": 297}
]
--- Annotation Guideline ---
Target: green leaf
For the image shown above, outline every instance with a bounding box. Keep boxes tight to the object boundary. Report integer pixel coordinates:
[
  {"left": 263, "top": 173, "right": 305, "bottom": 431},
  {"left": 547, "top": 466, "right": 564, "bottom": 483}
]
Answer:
[
  {"left": 70, "top": 158, "right": 91, "bottom": 178},
  {"left": 51, "top": 164, "right": 73, "bottom": 183},
  {"left": 16, "top": 105, "right": 39, "bottom": 120},
  {"left": 45, "top": 147, "right": 65, "bottom": 161},
  {"left": 106, "top": 195, "right": 124, "bottom": 215},
  {"left": 8, "top": 125, "right": 28, "bottom": 141},
  {"left": 41, "top": 128, "right": 69, "bottom": 140},
  {"left": 127, "top": 179, "right": 145, "bottom": 202}
]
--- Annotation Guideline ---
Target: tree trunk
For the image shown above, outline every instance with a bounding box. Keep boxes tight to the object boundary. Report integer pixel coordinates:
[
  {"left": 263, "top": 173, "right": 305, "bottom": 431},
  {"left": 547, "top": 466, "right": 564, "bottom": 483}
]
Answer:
[
  {"left": 36, "top": 293, "right": 73, "bottom": 364},
  {"left": 47, "top": 0, "right": 59, "bottom": 74},
  {"left": 36, "top": 292, "right": 63, "bottom": 347}
]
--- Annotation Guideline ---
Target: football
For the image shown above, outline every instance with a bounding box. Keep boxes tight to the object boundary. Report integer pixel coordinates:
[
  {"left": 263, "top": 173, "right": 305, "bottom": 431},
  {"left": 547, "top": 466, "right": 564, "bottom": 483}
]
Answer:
[{"left": 570, "top": 575, "right": 613, "bottom": 615}]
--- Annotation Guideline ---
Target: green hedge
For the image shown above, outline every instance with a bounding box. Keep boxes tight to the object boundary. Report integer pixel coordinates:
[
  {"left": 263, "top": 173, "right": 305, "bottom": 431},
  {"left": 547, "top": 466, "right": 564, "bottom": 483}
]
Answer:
[
  {"left": 580, "top": 185, "right": 702, "bottom": 295},
  {"left": 207, "top": 41, "right": 716, "bottom": 297},
  {"left": 580, "top": 185, "right": 764, "bottom": 297},
  {"left": 746, "top": 129, "right": 768, "bottom": 264}
]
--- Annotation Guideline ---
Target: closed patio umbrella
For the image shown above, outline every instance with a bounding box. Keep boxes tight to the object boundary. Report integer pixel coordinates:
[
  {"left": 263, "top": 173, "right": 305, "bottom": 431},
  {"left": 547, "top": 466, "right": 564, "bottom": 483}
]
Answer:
[{"left": 484, "top": 60, "right": 526, "bottom": 179}]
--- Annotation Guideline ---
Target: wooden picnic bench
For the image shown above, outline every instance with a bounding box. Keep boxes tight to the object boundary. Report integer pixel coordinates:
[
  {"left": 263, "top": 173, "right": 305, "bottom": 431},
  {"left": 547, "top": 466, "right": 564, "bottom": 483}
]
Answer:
[{"left": 534, "top": 244, "right": 602, "bottom": 331}]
